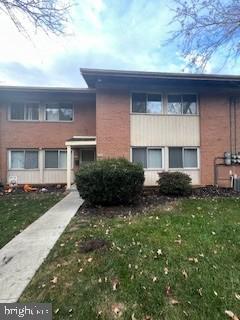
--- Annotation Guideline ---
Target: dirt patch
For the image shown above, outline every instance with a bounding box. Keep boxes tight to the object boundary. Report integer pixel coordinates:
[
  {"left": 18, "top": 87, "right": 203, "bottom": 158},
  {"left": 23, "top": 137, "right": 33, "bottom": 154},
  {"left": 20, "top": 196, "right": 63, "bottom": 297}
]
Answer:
[
  {"left": 77, "top": 193, "right": 174, "bottom": 217},
  {"left": 79, "top": 239, "right": 111, "bottom": 253},
  {"left": 192, "top": 186, "right": 240, "bottom": 198}
]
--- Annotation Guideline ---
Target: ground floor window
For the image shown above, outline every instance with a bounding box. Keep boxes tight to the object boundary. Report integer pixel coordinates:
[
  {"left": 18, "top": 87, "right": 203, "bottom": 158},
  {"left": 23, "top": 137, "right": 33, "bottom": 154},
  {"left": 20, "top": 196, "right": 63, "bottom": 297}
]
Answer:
[
  {"left": 132, "top": 147, "right": 163, "bottom": 169},
  {"left": 45, "top": 150, "right": 67, "bottom": 169},
  {"left": 169, "top": 147, "right": 198, "bottom": 168},
  {"left": 9, "top": 150, "right": 39, "bottom": 169}
]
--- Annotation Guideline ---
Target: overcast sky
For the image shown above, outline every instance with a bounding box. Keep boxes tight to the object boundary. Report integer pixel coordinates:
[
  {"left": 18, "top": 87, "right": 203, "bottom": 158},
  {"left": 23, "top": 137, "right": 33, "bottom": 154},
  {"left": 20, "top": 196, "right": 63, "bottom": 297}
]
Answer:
[{"left": 0, "top": 0, "right": 239, "bottom": 87}]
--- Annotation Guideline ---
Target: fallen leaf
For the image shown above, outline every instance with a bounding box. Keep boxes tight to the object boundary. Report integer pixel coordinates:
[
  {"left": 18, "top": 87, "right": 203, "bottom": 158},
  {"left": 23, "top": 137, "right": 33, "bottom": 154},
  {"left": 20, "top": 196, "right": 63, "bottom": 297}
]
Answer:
[
  {"left": 188, "top": 257, "right": 198, "bottom": 263},
  {"left": 175, "top": 239, "right": 182, "bottom": 245},
  {"left": 112, "top": 278, "right": 120, "bottom": 291},
  {"left": 54, "top": 308, "right": 60, "bottom": 314},
  {"left": 235, "top": 293, "right": 240, "bottom": 301},
  {"left": 112, "top": 303, "right": 125, "bottom": 318},
  {"left": 157, "top": 249, "right": 163, "bottom": 255},
  {"left": 169, "top": 298, "right": 180, "bottom": 305},
  {"left": 50, "top": 276, "right": 58, "bottom": 284},
  {"left": 78, "top": 268, "right": 83, "bottom": 273},
  {"left": 214, "top": 290, "right": 218, "bottom": 296},
  {"left": 165, "top": 285, "right": 172, "bottom": 296},
  {"left": 198, "top": 288, "right": 203, "bottom": 296},
  {"left": 182, "top": 270, "right": 188, "bottom": 279},
  {"left": 152, "top": 276, "right": 158, "bottom": 282},
  {"left": 131, "top": 313, "right": 137, "bottom": 320},
  {"left": 87, "top": 257, "right": 93, "bottom": 263},
  {"left": 225, "top": 310, "right": 239, "bottom": 320},
  {"left": 164, "top": 267, "right": 169, "bottom": 275}
]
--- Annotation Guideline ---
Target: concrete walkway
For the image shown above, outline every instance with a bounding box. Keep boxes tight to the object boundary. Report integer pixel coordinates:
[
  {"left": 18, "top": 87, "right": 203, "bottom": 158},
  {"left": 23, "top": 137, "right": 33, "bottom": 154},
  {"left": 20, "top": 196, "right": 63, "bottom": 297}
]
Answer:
[{"left": 0, "top": 191, "right": 83, "bottom": 303}]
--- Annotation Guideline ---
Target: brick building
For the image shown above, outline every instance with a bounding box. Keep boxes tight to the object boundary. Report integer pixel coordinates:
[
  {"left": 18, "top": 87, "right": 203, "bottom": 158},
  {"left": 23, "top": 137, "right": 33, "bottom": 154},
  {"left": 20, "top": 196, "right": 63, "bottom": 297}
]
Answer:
[{"left": 1, "top": 68, "right": 240, "bottom": 188}]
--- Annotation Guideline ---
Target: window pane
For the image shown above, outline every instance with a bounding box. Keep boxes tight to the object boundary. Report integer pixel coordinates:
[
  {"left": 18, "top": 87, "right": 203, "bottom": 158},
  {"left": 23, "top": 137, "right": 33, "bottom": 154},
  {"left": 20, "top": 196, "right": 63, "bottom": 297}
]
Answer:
[
  {"left": 11, "top": 103, "right": 24, "bottom": 120},
  {"left": 132, "top": 148, "right": 147, "bottom": 168},
  {"left": 182, "top": 95, "right": 197, "bottom": 114},
  {"left": 45, "top": 104, "right": 59, "bottom": 121},
  {"left": 147, "top": 94, "right": 162, "bottom": 113},
  {"left": 11, "top": 151, "right": 24, "bottom": 169},
  {"left": 59, "top": 151, "right": 67, "bottom": 168},
  {"left": 59, "top": 104, "right": 73, "bottom": 121},
  {"left": 168, "top": 95, "right": 182, "bottom": 114},
  {"left": 184, "top": 148, "right": 198, "bottom": 168},
  {"left": 25, "top": 151, "right": 38, "bottom": 169},
  {"left": 132, "top": 93, "right": 146, "bottom": 113},
  {"left": 169, "top": 147, "right": 183, "bottom": 168},
  {"left": 26, "top": 103, "right": 39, "bottom": 120},
  {"left": 45, "top": 151, "right": 58, "bottom": 168},
  {"left": 148, "top": 149, "right": 162, "bottom": 168},
  {"left": 81, "top": 150, "right": 95, "bottom": 163}
]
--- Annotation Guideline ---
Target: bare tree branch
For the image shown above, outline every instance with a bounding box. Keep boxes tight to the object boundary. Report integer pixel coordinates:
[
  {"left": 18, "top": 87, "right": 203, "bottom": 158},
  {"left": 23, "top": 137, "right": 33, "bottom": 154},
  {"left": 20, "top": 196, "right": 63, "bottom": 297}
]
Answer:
[
  {"left": 167, "top": 0, "right": 240, "bottom": 71},
  {"left": 0, "top": 0, "right": 71, "bottom": 36}
]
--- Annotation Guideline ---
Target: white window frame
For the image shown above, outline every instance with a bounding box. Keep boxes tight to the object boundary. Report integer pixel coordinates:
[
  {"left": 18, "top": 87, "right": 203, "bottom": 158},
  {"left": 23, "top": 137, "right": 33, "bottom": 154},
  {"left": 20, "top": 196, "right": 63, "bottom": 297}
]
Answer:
[
  {"left": 44, "top": 103, "right": 74, "bottom": 122},
  {"left": 9, "top": 102, "right": 40, "bottom": 121},
  {"left": 131, "top": 147, "right": 164, "bottom": 170},
  {"left": 168, "top": 147, "right": 199, "bottom": 170},
  {"left": 8, "top": 149, "right": 39, "bottom": 170},
  {"left": 44, "top": 149, "right": 73, "bottom": 169},
  {"left": 167, "top": 94, "right": 199, "bottom": 115},
  {"left": 131, "top": 92, "right": 163, "bottom": 115}
]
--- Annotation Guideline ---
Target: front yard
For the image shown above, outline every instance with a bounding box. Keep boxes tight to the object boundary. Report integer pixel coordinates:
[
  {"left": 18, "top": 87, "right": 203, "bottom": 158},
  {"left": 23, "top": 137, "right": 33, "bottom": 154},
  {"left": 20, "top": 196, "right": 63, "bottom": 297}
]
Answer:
[
  {"left": 0, "top": 192, "right": 64, "bottom": 248},
  {"left": 20, "top": 197, "right": 240, "bottom": 320}
]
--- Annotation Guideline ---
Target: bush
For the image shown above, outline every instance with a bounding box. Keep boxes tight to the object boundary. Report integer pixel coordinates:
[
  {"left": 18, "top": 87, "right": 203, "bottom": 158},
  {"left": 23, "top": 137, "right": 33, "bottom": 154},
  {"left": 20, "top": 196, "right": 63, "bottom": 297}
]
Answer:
[
  {"left": 75, "top": 158, "right": 145, "bottom": 205},
  {"left": 157, "top": 172, "right": 192, "bottom": 196}
]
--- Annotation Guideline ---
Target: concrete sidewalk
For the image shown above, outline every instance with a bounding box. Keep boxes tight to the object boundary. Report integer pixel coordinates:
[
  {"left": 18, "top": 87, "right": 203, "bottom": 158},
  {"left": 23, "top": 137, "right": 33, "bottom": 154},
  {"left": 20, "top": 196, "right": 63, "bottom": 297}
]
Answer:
[{"left": 0, "top": 191, "right": 83, "bottom": 303}]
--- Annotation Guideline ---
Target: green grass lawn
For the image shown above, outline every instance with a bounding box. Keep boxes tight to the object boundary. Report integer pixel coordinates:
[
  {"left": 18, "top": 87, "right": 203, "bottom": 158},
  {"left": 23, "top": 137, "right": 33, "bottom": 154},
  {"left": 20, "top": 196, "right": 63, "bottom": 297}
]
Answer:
[
  {"left": 0, "top": 192, "right": 64, "bottom": 248},
  {"left": 20, "top": 198, "right": 240, "bottom": 320}
]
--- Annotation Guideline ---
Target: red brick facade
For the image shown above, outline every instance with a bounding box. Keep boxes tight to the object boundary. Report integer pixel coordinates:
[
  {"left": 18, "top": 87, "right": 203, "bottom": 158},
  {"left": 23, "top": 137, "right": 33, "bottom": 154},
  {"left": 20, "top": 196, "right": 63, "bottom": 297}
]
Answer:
[
  {"left": 200, "top": 93, "right": 240, "bottom": 186},
  {"left": 96, "top": 88, "right": 130, "bottom": 159},
  {"left": 0, "top": 99, "right": 96, "bottom": 183}
]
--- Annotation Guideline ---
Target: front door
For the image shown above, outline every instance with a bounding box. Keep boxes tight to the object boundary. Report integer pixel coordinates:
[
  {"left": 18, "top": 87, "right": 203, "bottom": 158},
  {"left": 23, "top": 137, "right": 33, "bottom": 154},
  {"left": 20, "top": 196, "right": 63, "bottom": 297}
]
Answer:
[{"left": 80, "top": 149, "right": 96, "bottom": 166}]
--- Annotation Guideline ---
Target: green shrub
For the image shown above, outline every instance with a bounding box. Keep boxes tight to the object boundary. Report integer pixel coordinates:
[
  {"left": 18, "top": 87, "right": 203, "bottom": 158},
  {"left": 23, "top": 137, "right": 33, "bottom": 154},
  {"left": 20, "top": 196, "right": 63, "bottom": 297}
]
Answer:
[
  {"left": 157, "top": 172, "right": 192, "bottom": 196},
  {"left": 75, "top": 158, "right": 145, "bottom": 205}
]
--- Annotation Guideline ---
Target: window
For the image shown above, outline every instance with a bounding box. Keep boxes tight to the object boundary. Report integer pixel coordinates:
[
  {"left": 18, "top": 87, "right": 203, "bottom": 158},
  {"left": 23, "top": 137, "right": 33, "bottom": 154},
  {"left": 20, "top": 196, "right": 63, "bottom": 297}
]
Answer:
[
  {"left": 45, "top": 150, "right": 67, "bottom": 169},
  {"left": 168, "top": 95, "right": 197, "bottom": 114},
  {"left": 132, "top": 147, "right": 163, "bottom": 169},
  {"left": 10, "top": 150, "right": 38, "bottom": 169},
  {"left": 132, "top": 93, "right": 162, "bottom": 113},
  {"left": 169, "top": 147, "right": 198, "bottom": 168},
  {"left": 45, "top": 103, "right": 73, "bottom": 121},
  {"left": 10, "top": 102, "right": 39, "bottom": 120},
  {"left": 80, "top": 150, "right": 95, "bottom": 164}
]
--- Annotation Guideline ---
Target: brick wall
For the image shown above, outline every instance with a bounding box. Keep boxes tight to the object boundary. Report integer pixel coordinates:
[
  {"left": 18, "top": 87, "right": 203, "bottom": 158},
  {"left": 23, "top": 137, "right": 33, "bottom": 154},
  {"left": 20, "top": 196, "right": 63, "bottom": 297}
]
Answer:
[
  {"left": 96, "top": 88, "right": 130, "bottom": 159},
  {"left": 0, "top": 100, "right": 96, "bottom": 183},
  {"left": 200, "top": 93, "right": 240, "bottom": 186}
]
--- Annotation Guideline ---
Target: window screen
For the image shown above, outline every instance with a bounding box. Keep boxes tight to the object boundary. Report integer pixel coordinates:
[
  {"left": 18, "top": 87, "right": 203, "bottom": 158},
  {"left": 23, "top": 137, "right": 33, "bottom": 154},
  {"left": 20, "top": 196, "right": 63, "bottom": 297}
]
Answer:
[
  {"left": 45, "top": 151, "right": 58, "bottom": 168},
  {"left": 148, "top": 149, "right": 162, "bottom": 168},
  {"left": 132, "top": 93, "right": 146, "bottom": 113},
  {"left": 132, "top": 148, "right": 147, "bottom": 168},
  {"left": 184, "top": 148, "right": 198, "bottom": 167},
  {"left": 59, "top": 151, "right": 67, "bottom": 168},
  {"left": 11, "top": 151, "right": 24, "bottom": 169},
  {"left": 182, "top": 95, "right": 197, "bottom": 114},
  {"left": 168, "top": 95, "right": 182, "bottom": 114},
  {"left": 25, "top": 103, "right": 39, "bottom": 120},
  {"left": 147, "top": 94, "right": 162, "bottom": 113},
  {"left": 25, "top": 151, "right": 38, "bottom": 169},
  {"left": 169, "top": 147, "right": 183, "bottom": 168},
  {"left": 11, "top": 103, "right": 24, "bottom": 120}
]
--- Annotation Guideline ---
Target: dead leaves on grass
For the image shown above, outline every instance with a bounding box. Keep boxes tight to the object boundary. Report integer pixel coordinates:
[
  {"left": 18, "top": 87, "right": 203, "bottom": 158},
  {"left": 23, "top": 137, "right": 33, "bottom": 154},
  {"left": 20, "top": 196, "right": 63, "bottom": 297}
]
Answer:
[{"left": 225, "top": 310, "right": 239, "bottom": 320}]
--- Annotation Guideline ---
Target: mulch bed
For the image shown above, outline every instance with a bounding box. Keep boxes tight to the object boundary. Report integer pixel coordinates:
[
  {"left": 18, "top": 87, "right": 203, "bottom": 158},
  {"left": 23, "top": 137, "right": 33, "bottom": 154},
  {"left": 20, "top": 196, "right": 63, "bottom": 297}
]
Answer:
[{"left": 78, "top": 186, "right": 240, "bottom": 217}]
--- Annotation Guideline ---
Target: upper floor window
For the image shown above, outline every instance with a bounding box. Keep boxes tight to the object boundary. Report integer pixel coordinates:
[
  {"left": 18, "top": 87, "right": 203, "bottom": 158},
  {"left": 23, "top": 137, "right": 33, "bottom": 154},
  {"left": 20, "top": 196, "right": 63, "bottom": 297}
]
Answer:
[
  {"left": 9, "top": 150, "right": 39, "bottom": 169},
  {"left": 132, "top": 147, "right": 163, "bottom": 169},
  {"left": 167, "top": 95, "right": 197, "bottom": 115},
  {"left": 45, "top": 150, "right": 67, "bottom": 169},
  {"left": 132, "top": 93, "right": 162, "bottom": 114},
  {"left": 45, "top": 103, "right": 73, "bottom": 121},
  {"left": 10, "top": 102, "right": 39, "bottom": 120},
  {"left": 169, "top": 147, "right": 198, "bottom": 168}
]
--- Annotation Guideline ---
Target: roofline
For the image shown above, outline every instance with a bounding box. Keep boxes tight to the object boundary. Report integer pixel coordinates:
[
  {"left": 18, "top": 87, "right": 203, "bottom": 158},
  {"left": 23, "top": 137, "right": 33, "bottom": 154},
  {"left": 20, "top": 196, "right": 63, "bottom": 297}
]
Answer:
[
  {"left": 80, "top": 67, "right": 240, "bottom": 82},
  {"left": 0, "top": 85, "right": 96, "bottom": 94}
]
